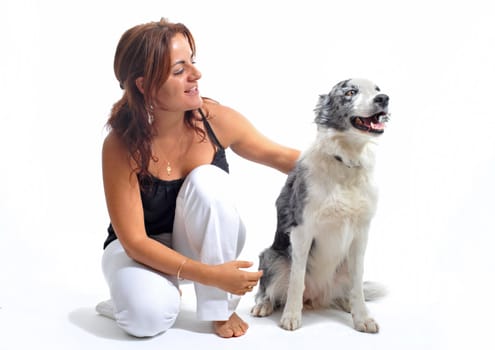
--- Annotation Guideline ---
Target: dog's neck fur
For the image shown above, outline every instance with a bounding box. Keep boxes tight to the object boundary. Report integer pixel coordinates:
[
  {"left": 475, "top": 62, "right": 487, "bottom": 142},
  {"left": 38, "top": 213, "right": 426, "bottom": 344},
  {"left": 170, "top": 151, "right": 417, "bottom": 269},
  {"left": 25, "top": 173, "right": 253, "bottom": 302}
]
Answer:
[{"left": 311, "top": 129, "right": 377, "bottom": 170}]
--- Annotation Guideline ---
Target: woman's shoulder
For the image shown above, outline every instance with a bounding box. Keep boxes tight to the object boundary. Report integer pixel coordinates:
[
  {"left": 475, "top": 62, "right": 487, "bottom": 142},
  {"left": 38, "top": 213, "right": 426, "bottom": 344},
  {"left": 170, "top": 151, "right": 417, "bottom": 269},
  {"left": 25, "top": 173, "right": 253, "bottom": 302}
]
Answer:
[
  {"left": 201, "top": 98, "right": 247, "bottom": 126},
  {"left": 103, "top": 130, "right": 125, "bottom": 153},
  {"left": 102, "top": 130, "right": 134, "bottom": 167},
  {"left": 202, "top": 98, "right": 235, "bottom": 116},
  {"left": 201, "top": 98, "right": 250, "bottom": 146}
]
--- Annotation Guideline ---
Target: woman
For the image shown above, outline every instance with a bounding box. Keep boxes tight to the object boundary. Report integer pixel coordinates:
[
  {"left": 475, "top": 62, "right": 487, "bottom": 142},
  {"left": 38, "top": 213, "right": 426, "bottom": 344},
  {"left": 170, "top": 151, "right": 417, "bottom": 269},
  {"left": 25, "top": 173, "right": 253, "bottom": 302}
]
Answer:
[{"left": 97, "top": 18, "right": 300, "bottom": 339}]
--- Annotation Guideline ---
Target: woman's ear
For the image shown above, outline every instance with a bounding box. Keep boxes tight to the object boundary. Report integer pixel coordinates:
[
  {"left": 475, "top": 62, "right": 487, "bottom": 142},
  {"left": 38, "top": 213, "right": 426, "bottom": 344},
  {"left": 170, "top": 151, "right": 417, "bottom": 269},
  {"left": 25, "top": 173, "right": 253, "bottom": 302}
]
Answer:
[{"left": 135, "top": 77, "right": 145, "bottom": 94}]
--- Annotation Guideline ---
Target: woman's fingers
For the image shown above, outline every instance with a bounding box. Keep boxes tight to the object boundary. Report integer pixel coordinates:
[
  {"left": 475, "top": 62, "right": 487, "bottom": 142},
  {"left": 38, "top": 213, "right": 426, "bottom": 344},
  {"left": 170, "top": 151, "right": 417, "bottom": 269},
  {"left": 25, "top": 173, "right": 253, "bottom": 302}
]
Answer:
[
  {"left": 234, "top": 260, "right": 254, "bottom": 269},
  {"left": 248, "top": 270, "right": 263, "bottom": 281},
  {"left": 232, "top": 261, "right": 263, "bottom": 280},
  {"left": 215, "top": 260, "right": 264, "bottom": 295}
]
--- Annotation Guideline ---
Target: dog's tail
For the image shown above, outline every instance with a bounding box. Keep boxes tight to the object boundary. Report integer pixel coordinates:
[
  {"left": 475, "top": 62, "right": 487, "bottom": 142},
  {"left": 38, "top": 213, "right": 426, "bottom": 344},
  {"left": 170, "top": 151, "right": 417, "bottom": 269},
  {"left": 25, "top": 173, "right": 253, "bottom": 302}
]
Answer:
[
  {"left": 363, "top": 281, "right": 388, "bottom": 301},
  {"left": 331, "top": 281, "right": 388, "bottom": 312}
]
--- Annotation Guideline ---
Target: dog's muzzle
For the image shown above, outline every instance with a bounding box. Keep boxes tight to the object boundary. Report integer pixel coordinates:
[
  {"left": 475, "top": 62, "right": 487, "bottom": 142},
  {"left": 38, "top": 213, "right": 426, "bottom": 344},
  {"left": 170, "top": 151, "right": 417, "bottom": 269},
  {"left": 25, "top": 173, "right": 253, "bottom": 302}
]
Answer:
[{"left": 351, "top": 112, "right": 389, "bottom": 134}]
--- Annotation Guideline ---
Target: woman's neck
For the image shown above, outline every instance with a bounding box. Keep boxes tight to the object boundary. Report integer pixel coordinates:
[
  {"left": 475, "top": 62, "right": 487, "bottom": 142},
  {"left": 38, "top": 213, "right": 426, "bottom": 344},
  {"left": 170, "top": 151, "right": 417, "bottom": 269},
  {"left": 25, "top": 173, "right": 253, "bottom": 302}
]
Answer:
[{"left": 152, "top": 111, "right": 187, "bottom": 139}]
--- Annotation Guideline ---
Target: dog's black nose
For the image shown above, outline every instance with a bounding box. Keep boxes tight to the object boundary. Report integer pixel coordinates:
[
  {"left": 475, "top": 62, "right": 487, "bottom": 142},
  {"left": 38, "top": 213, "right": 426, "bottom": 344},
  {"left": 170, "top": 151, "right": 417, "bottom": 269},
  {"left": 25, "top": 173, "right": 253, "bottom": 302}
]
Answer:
[{"left": 374, "top": 94, "right": 389, "bottom": 108}]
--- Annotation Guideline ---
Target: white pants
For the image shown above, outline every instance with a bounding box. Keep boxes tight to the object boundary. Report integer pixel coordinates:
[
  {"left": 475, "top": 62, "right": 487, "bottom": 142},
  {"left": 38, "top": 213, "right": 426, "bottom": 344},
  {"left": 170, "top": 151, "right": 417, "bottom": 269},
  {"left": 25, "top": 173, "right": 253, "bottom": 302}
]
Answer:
[{"left": 101, "top": 165, "right": 246, "bottom": 337}]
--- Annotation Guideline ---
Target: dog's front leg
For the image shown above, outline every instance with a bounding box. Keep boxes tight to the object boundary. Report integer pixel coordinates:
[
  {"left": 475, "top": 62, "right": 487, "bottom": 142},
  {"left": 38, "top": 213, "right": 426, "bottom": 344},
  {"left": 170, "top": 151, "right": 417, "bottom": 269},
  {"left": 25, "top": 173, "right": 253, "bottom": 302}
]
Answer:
[
  {"left": 280, "top": 226, "right": 311, "bottom": 331},
  {"left": 348, "top": 229, "right": 379, "bottom": 333}
]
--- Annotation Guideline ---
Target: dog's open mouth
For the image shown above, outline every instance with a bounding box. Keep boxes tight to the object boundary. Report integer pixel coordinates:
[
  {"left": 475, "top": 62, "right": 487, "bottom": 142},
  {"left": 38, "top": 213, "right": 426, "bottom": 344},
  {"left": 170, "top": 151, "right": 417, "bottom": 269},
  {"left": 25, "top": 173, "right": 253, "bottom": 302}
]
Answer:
[{"left": 351, "top": 112, "right": 389, "bottom": 134}]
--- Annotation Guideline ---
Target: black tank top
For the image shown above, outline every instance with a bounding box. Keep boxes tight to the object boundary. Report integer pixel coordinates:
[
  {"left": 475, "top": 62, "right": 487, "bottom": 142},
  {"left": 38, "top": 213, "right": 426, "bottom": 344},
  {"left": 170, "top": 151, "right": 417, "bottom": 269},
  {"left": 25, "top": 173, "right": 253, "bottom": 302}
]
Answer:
[{"left": 103, "top": 110, "right": 229, "bottom": 249}]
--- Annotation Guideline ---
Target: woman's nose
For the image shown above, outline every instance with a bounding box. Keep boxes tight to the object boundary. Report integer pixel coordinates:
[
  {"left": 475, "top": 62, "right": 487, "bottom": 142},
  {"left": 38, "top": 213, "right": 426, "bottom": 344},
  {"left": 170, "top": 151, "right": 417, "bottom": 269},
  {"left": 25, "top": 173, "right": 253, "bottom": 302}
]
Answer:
[{"left": 190, "top": 65, "right": 201, "bottom": 80}]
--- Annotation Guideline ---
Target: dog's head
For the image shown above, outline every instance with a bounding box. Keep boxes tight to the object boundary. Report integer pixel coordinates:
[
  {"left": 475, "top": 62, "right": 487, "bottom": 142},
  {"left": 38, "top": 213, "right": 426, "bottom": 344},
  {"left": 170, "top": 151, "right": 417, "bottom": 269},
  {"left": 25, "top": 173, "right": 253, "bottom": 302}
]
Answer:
[{"left": 314, "top": 78, "right": 390, "bottom": 136}]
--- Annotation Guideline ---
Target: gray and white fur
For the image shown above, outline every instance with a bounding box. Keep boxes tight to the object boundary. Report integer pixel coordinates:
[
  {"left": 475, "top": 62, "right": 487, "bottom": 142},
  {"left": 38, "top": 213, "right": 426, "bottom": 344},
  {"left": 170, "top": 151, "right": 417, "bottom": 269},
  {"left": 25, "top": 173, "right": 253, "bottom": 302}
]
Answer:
[{"left": 251, "top": 78, "right": 390, "bottom": 333}]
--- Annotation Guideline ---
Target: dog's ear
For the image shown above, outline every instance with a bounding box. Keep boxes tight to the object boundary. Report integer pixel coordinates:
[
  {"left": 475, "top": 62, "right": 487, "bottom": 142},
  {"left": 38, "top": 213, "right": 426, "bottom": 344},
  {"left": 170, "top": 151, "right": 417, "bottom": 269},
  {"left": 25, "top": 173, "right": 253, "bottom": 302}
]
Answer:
[
  {"left": 317, "top": 93, "right": 332, "bottom": 108},
  {"left": 313, "top": 93, "right": 333, "bottom": 126}
]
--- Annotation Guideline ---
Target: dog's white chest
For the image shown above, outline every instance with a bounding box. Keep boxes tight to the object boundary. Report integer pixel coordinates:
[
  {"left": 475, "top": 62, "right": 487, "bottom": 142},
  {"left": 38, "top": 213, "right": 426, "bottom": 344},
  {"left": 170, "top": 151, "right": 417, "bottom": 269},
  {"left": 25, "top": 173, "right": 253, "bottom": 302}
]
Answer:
[{"left": 306, "top": 172, "right": 378, "bottom": 226}]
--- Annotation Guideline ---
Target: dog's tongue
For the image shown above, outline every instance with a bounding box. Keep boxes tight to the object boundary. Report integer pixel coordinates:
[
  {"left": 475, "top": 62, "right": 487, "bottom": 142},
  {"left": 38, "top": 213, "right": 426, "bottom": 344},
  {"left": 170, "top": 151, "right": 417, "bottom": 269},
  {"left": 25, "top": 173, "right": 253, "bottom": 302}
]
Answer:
[{"left": 371, "top": 122, "right": 385, "bottom": 131}]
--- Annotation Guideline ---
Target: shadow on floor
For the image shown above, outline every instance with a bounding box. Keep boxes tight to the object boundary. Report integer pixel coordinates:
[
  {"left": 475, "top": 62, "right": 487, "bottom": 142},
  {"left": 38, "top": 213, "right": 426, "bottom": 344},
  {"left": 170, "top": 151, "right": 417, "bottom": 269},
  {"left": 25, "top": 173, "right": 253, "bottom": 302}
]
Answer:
[{"left": 68, "top": 306, "right": 214, "bottom": 340}]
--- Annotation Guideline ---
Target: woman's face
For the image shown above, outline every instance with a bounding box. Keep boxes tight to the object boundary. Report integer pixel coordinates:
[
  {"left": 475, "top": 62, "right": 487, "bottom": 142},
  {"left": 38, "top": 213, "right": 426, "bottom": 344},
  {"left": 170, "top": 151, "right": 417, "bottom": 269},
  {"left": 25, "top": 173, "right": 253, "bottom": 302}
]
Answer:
[{"left": 154, "top": 33, "right": 202, "bottom": 113}]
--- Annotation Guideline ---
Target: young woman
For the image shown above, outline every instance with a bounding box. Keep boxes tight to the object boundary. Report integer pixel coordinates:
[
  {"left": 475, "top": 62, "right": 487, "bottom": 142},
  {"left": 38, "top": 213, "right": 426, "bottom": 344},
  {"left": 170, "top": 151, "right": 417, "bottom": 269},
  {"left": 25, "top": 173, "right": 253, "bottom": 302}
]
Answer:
[{"left": 97, "top": 18, "right": 300, "bottom": 338}]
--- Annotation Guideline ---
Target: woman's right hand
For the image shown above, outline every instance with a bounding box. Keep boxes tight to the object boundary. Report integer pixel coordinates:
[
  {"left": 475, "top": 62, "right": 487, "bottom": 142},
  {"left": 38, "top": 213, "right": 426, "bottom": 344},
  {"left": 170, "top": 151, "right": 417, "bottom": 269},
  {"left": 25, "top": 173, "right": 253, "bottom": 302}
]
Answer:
[{"left": 209, "top": 261, "right": 263, "bottom": 295}]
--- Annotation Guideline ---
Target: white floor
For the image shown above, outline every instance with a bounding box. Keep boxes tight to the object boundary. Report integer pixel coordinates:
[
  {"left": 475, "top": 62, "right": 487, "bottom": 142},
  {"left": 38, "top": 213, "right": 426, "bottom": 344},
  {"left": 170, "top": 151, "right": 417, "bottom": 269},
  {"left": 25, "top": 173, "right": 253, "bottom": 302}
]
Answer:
[{"left": 0, "top": 279, "right": 459, "bottom": 350}]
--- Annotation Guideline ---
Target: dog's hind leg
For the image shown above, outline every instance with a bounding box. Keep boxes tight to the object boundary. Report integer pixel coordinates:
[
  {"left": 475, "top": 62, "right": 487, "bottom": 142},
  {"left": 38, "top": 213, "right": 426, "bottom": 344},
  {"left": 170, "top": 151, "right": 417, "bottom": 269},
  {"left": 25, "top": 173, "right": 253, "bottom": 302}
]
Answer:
[
  {"left": 251, "top": 251, "right": 274, "bottom": 317},
  {"left": 280, "top": 226, "right": 312, "bottom": 331},
  {"left": 251, "top": 295, "right": 274, "bottom": 317},
  {"left": 348, "top": 229, "right": 379, "bottom": 333},
  {"left": 251, "top": 248, "right": 289, "bottom": 317}
]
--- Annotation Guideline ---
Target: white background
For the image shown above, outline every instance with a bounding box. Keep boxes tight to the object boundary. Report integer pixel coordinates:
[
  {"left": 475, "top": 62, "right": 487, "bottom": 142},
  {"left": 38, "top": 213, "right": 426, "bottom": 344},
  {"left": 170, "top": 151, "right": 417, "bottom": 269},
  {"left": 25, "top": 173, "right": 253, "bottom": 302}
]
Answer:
[{"left": 1, "top": 0, "right": 494, "bottom": 349}]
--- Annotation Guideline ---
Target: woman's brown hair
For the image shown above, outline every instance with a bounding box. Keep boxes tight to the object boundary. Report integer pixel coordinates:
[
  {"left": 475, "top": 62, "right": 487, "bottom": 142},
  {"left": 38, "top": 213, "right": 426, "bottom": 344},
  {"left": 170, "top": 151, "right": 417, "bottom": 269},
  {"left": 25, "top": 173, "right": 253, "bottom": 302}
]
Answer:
[{"left": 107, "top": 18, "right": 204, "bottom": 183}]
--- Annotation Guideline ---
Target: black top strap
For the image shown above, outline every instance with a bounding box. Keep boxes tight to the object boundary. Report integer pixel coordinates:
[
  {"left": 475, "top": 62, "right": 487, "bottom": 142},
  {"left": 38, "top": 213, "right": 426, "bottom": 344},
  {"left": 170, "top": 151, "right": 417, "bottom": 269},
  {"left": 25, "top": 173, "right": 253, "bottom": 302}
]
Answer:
[{"left": 198, "top": 108, "right": 225, "bottom": 149}]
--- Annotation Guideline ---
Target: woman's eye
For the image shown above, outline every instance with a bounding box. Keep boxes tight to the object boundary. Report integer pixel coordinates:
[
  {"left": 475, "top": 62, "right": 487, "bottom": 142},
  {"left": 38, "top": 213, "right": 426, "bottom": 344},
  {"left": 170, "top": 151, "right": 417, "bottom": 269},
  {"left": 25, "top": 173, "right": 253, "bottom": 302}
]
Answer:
[{"left": 173, "top": 68, "right": 184, "bottom": 75}]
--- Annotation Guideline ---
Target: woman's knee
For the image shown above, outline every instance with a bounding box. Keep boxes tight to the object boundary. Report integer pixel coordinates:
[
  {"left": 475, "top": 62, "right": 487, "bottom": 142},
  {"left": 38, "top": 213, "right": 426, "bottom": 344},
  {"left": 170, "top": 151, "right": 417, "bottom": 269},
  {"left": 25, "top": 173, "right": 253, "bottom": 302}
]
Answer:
[
  {"left": 181, "top": 165, "right": 234, "bottom": 206},
  {"left": 115, "top": 291, "right": 181, "bottom": 337},
  {"left": 174, "top": 164, "right": 245, "bottom": 259}
]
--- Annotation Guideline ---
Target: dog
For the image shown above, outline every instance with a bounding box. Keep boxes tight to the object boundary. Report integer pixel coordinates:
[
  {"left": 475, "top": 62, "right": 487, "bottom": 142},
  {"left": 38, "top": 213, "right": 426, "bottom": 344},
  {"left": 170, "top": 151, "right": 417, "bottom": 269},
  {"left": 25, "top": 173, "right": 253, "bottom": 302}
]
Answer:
[{"left": 251, "top": 78, "right": 390, "bottom": 333}]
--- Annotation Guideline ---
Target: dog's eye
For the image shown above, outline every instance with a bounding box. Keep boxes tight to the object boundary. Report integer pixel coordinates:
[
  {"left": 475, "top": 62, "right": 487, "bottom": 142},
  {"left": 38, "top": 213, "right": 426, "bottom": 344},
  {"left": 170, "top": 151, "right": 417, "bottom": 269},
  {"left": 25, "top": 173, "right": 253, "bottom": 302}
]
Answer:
[{"left": 345, "top": 89, "right": 357, "bottom": 97}]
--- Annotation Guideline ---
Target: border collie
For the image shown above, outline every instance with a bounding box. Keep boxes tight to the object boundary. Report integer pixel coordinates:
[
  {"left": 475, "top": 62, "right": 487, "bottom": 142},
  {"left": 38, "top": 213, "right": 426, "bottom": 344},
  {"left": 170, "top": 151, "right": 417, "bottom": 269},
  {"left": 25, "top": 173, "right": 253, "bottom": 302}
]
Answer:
[{"left": 251, "top": 78, "right": 390, "bottom": 333}]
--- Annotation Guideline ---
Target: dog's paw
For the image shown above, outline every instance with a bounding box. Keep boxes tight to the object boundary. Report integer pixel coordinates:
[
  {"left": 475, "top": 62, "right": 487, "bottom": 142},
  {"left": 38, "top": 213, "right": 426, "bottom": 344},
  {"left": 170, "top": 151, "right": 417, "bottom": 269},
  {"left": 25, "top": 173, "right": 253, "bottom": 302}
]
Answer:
[
  {"left": 280, "top": 311, "right": 302, "bottom": 331},
  {"left": 353, "top": 317, "right": 379, "bottom": 333},
  {"left": 250, "top": 301, "right": 274, "bottom": 317}
]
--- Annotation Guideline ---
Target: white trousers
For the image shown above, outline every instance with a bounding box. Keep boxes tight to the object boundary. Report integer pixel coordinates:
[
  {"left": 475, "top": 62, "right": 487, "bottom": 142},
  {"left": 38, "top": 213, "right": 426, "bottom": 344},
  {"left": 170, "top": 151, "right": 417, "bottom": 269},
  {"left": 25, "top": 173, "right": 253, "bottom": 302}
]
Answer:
[{"left": 101, "top": 165, "right": 246, "bottom": 337}]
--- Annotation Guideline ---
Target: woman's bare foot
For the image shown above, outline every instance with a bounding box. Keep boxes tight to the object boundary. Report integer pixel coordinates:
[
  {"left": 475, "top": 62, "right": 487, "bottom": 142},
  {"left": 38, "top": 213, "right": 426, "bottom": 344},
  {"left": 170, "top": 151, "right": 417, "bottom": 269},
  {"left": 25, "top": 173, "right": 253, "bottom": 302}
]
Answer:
[{"left": 213, "top": 312, "right": 249, "bottom": 338}]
